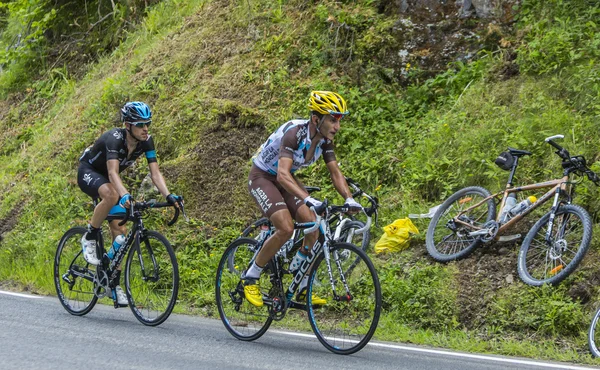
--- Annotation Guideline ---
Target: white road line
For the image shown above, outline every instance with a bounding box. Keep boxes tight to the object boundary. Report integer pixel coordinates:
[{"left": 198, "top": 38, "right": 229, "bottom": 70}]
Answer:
[
  {"left": 0, "top": 290, "right": 44, "bottom": 299},
  {"left": 271, "top": 330, "right": 598, "bottom": 370}
]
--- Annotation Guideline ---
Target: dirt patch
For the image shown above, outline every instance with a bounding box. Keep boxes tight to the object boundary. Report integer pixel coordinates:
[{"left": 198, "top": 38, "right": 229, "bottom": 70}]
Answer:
[
  {"left": 453, "top": 241, "right": 520, "bottom": 329},
  {"left": 162, "top": 110, "right": 267, "bottom": 226},
  {"left": 0, "top": 202, "right": 24, "bottom": 242}
]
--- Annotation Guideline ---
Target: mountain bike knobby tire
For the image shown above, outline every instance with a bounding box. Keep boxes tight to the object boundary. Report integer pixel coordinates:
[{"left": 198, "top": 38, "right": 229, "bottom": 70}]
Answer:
[
  {"left": 426, "top": 186, "right": 496, "bottom": 262},
  {"left": 517, "top": 204, "right": 592, "bottom": 286}
]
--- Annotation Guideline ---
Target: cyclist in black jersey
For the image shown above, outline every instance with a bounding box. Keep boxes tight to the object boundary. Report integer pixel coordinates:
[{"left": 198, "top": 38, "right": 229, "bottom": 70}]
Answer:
[{"left": 77, "top": 102, "right": 181, "bottom": 305}]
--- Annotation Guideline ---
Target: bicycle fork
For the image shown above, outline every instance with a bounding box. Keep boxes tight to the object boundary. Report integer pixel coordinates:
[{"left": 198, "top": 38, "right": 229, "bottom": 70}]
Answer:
[{"left": 322, "top": 244, "right": 353, "bottom": 302}]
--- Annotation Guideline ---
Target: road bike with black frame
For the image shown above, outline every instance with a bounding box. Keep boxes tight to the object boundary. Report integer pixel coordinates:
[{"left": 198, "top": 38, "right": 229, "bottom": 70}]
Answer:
[
  {"left": 54, "top": 197, "right": 186, "bottom": 326},
  {"left": 231, "top": 178, "right": 379, "bottom": 274},
  {"left": 426, "top": 135, "right": 599, "bottom": 286},
  {"left": 216, "top": 200, "right": 381, "bottom": 355}
]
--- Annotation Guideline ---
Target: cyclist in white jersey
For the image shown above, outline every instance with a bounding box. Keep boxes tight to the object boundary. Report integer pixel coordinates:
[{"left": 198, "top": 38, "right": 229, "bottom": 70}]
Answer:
[{"left": 245, "top": 91, "right": 362, "bottom": 307}]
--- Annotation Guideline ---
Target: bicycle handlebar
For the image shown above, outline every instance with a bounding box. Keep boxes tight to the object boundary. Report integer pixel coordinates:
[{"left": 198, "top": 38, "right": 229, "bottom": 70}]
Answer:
[
  {"left": 117, "top": 197, "right": 187, "bottom": 226},
  {"left": 545, "top": 135, "right": 600, "bottom": 186}
]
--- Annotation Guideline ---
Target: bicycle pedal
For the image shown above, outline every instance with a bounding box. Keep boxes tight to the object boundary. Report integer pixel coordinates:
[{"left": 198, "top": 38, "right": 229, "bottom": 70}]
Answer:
[{"left": 497, "top": 234, "right": 521, "bottom": 242}]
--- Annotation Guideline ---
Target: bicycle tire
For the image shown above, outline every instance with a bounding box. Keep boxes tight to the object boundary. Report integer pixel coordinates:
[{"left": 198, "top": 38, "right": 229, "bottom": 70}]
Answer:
[
  {"left": 307, "top": 242, "right": 381, "bottom": 355},
  {"left": 426, "top": 186, "right": 496, "bottom": 262},
  {"left": 125, "top": 230, "right": 179, "bottom": 326},
  {"left": 338, "top": 220, "right": 370, "bottom": 252},
  {"left": 589, "top": 306, "right": 600, "bottom": 357},
  {"left": 54, "top": 227, "right": 98, "bottom": 316},
  {"left": 517, "top": 204, "right": 592, "bottom": 286},
  {"left": 216, "top": 237, "right": 273, "bottom": 341}
]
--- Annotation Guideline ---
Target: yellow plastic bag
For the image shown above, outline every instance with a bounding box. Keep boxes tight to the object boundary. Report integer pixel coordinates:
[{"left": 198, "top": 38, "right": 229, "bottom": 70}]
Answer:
[{"left": 374, "top": 218, "right": 419, "bottom": 254}]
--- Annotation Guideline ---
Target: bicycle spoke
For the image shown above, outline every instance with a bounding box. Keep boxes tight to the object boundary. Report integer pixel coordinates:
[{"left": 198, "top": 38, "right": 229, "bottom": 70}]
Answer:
[
  {"left": 308, "top": 243, "right": 380, "bottom": 355},
  {"left": 216, "top": 238, "right": 272, "bottom": 341},
  {"left": 54, "top": 227, "right": 98, "bottom": 316},
  {"left": 126, "top": 232, "right": 178, "bottom": 326}
]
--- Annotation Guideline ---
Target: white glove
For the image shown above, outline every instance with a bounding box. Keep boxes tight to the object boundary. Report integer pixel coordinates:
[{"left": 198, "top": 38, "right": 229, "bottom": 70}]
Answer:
[
  {"left": 303, "top": 196, "right": 322, "bottom": 208},
  {"left": 344, "top": 197, "right": 363, "bottom": 211}
]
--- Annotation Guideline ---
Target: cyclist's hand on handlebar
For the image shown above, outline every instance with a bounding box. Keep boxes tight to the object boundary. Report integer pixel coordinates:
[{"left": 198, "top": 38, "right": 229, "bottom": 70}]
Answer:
[
  {"left": 119, "top": 193, "right": 132, "bottom": 209},
  {"left": 167, "top": 193, "right": 183, "bottom": 209},
  {"left": 344, "top": 197, "right": 363, "bottom": 214},
  {"left": 303, "top": 196, "right": 322, "bottom": 208}
]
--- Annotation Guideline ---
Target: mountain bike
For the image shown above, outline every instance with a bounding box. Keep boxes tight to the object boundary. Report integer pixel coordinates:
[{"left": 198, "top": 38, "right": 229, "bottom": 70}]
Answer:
[
  {"left": 426, "top": 135, "right": 599, "bottom": 286},
  {"left": 216, "top": 200, "right": 381, "bottom": 355},
  {"left": 54, "top": 198, "right": 186, "bottom": 326},
  {"left": 233, "top": 178, "right": 378, "bottom": 272}
]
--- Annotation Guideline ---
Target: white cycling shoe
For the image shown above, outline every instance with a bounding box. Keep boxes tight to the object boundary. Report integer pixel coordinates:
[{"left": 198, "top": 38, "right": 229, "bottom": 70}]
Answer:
[
  {"left": 113, "top": 286, "right": 128, "bottom": 306},
  {"left": 81, "top": 234, "right": 101, "bottom": 266}
]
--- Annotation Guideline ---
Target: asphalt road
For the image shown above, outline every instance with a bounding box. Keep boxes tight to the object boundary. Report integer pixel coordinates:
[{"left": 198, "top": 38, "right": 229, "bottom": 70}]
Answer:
[{"left": 0, "top": 290, "right": 597, "bottom": 370}]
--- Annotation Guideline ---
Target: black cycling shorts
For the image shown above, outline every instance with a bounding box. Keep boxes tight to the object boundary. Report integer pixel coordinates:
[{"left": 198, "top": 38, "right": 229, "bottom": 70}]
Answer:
[{"left": 77, "top": 162, "right": 110, "bottom": 199}]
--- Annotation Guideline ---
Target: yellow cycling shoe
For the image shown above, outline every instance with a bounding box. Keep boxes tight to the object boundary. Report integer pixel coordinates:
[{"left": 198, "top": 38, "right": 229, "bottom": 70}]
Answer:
[
  {"left": 296, "top": 288, "right": 327, "bottom": 306},
  {"left": 243, "top": 278, "right": 263, "bottom": 307}
]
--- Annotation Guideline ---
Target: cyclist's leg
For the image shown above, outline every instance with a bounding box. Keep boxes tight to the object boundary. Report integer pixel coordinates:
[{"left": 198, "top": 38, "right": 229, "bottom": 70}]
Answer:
[
  {"left": 293, "top": 204, "right": 318, "bottom": 252},
  {"left": 77, "top": 163, "right": 116, "bottom": 265},
  {"left": 248, "top": 168, "right": 294, "bottom": 267},
  {"left": 92, "top": 183, "right": 119, "bottom": 227}
]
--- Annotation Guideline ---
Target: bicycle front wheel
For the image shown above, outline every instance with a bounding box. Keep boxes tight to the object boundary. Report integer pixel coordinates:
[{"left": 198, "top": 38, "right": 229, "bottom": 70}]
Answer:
[
  {"left": 54, "top": 227, "right": 98, "bottom": 315},
  {"left": 518, "top": 204, "right": 592, "bottom": 286},
  {"left": 426, "top": 186, "right": 496, "bottom": 262},
  {"left": 589, "top": 306, "right": 600, "bottom": 357},
  {"left": 125, "top": 230, "right": 179, "bottom": 326},
  {"left": 307, "top": 242, "right": 381, "bottom": 355},
  {"left": 216, "top": 237, "right": 272, "bottom": 341},
  {"left": 338, "top": 220, "right": 370, "bottom": 252}
]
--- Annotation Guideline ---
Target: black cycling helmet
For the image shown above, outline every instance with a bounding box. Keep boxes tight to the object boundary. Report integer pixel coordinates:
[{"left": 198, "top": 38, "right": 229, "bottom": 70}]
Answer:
[{"left": 120, "top": 101, "right": 152, "bottom": 124}]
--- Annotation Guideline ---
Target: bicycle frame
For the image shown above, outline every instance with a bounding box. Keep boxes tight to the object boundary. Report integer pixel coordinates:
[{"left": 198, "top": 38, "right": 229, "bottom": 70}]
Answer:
[{"left": 453, "top": 175, "right": 571, "bottom": 239}]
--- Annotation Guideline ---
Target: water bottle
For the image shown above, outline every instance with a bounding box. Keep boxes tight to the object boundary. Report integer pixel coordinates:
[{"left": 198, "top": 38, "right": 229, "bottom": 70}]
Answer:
[
  {"left": 499, "top": 193, "right": 517, "bottom": 223},
  {"left": 107, "top": 234, "right": 126, "bottom": 260},
  {"left": 508, "top": 196, "right": 537, "bottom": 217}
]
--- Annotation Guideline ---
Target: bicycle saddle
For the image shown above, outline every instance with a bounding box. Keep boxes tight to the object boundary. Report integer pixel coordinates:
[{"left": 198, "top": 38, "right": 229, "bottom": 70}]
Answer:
[{"left": 508, "top": 147, "right": 532, "bottom": 157}]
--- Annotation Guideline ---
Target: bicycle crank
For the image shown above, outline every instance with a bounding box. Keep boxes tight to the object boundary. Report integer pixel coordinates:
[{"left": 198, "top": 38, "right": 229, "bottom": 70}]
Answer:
[
  {"left": 468, "top": 220, "right": 499, "bottom": 243},
  {"left": 93, "top": 268, "right": 110, "bottom": 299}
]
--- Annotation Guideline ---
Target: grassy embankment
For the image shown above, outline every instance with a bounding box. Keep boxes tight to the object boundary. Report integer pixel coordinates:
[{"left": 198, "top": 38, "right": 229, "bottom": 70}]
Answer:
[{"left": 1, "top": 0, "right": 600, "bottom": 363}]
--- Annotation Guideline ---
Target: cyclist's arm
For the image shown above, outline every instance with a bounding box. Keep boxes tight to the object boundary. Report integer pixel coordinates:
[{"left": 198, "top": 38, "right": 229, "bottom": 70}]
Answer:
[
  {"left": 107, "top": 159, "right": 129, "bottom": 197},
  {"left": 148, "top": 162, "right": 171, "bottom": 198},
  {"left": 277, "top": 157, "right": 309, "bottom": 200},
  {"left": 326, "top": 160, "right": 352, "bottom": 200}
]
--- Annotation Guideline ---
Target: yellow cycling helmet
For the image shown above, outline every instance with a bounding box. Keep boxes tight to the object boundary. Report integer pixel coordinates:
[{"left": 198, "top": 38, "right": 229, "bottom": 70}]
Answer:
[{"left": 308, "top": 91, "right": 349, "bottom": 117}]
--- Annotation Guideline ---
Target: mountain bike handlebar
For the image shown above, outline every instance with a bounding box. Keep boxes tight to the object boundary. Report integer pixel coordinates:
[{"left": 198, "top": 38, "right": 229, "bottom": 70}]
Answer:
[{"left": 545, "top": 134, "right": 600, "bottom": 185}]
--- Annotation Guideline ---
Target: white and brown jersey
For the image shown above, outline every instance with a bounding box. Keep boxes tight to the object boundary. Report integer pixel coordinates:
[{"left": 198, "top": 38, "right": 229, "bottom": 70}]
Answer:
[{"left": 253, "top": 120, "right": 336, "bottom": 175}]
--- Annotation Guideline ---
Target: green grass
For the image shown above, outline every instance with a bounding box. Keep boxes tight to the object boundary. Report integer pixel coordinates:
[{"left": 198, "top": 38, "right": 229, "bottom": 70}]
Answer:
[{"left": 2, "top": 0, "right": 600, "bottom": 364}]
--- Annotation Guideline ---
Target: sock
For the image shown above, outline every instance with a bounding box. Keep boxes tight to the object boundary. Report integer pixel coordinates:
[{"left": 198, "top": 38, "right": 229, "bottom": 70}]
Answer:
[
  {"left": 299, "top": 275, "right": 309, "bottom": 291},
  {"left": 245, "top": 261, "right": 264, "bottom": 279},
  {"left": 290, "top": 246, "right": 309, "bottom": 272},
  {"left": 86, "top": 225, "right": 100, "bottom": 241}
]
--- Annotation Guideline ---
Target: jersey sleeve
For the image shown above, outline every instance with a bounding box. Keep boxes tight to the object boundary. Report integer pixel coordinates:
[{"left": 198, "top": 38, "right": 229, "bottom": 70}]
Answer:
[
  {"left": 105, "top": 131, "right": 122, "bottom": 161},
  {"left": 321, "top": 140, "right": 337, "bottom": 163},
  {"left": 279, "top": 126, "right": 300, "bottom": 160},
  {"left": 143, "top": 135, "right": 158, "bottom": 164}
]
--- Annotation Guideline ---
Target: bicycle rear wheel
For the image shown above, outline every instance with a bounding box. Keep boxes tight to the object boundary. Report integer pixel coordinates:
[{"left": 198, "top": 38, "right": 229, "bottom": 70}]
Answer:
[
  {"left": 216, "top": 237, "right": 272, "bottom": 341},
  {"left": 54, "top": 227, "right": 98, "bottom": 315},
  {"left": 307, "top": 242, "right": 381, "bottom": 355},
  {"left": 426, "top": 186, "right": 496, "bottom": 262},
  {"left": 589, "top": 306, "right": 600, "bottom": 357},
  {"left": 518, "top": 204, "right": 592, "bottom": 286},
  {"left": 125, "top": 230, "right": 179, "bottom": 326}
]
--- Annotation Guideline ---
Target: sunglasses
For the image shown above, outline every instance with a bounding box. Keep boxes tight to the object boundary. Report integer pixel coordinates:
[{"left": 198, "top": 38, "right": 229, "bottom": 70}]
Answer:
[
  {"left": 330, "top": 113, "right": 345, "bottom": 120},
  {"left": 130, "top": 120, "right": 151, "bottom": 128}
]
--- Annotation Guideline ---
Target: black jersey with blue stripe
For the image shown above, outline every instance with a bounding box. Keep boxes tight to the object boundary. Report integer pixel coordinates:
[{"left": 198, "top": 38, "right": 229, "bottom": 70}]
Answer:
[{"left": 79, "top": 128, "right": 157, "bottom": 175}]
